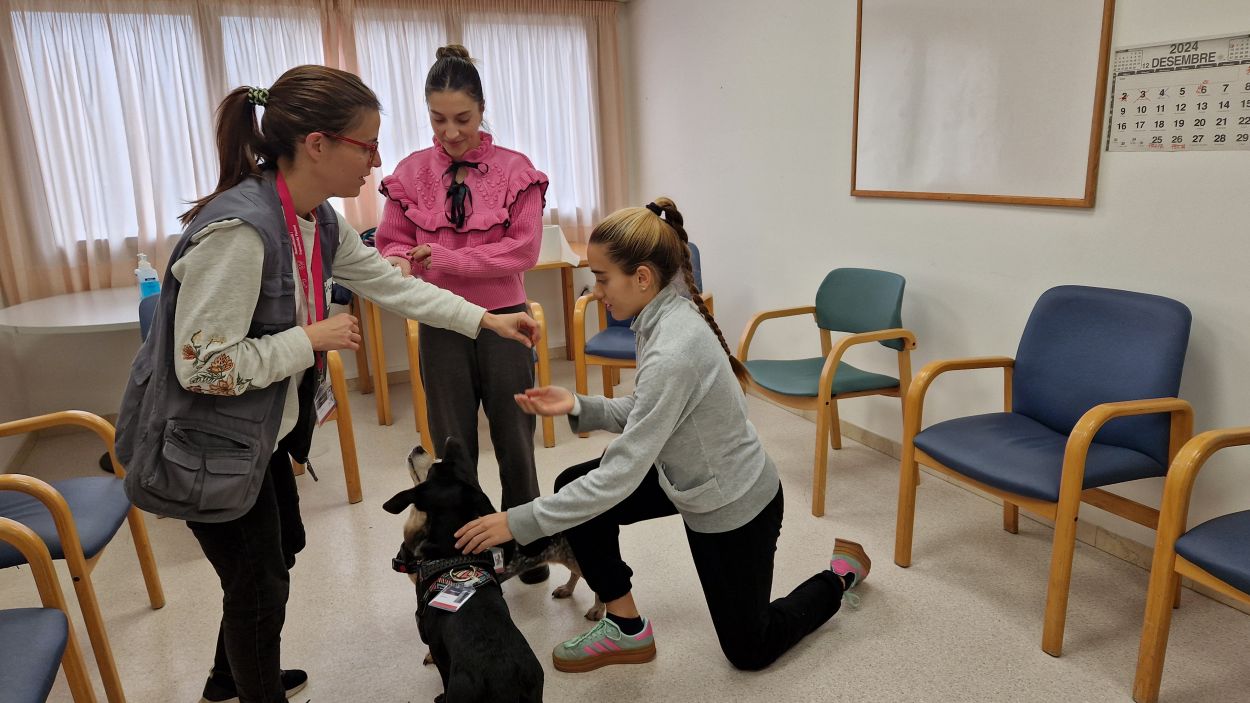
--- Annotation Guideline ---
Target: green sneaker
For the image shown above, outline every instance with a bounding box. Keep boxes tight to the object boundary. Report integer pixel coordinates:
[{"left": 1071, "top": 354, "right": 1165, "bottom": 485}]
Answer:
[{"left": 552, "top": 617, "right": 657, "bottom": 673}]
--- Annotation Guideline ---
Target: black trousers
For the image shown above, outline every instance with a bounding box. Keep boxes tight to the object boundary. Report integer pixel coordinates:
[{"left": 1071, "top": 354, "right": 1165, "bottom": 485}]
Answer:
[
  {"left": 419, "top": 302, "right": 539, "bottom": 511},
  {"left": 555, "top": 458, "right": 844, "bottom": 671},
  {"left": 188, "top": 438, "right": 306, "bottom": 702}
]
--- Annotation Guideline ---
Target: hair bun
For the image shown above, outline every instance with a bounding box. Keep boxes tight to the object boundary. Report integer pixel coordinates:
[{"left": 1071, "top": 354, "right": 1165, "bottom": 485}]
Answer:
[
  {"left": 436, "top": 44, "right": 473, "bottom": 62},
  {"left": 651, "top": 196, "right": 684, "bottom": 229}
]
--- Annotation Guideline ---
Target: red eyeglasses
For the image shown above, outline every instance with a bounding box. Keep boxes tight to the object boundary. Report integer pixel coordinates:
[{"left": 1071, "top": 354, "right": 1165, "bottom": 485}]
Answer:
[{"left": 321, "top": 132, "right": 379, "bottom": 161}]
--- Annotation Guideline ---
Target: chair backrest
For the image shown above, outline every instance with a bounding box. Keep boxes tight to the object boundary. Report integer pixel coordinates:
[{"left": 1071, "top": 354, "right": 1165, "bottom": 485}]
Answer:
[
  {"left": 138, "top": 293, "right": 159, "bottom": 342},
  {"left": 1012, "top": 285, "right": 1191, "bottom": 466},
  {"left": 813, "top": 268, "right": 907, "bottom": 350}
]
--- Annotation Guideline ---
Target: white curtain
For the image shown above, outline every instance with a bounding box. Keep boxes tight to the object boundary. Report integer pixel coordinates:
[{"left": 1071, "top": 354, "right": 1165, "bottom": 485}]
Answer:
[
  {"left": 349, "top": 0, "right": 605, "bottom": 239},
  {"left": 8, "top": 3, "right": 214, "bottom": 290},
  {"left": 0, "top": 0, "right": 619, "bottom": 303}
]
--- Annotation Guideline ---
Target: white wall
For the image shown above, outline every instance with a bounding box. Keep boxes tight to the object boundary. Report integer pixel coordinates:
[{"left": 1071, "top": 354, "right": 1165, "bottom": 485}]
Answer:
[{"left": 623, "top": 0, "right": 1250, "bottom": 545}]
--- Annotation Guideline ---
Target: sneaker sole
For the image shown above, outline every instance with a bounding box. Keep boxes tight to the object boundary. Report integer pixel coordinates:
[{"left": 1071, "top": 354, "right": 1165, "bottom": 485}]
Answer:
[
  {"left": 553, "top": 642, "right": 657, "bottom": 673},
  {"left": 833, "top": 538, "right": 871, "bottom": 581}
]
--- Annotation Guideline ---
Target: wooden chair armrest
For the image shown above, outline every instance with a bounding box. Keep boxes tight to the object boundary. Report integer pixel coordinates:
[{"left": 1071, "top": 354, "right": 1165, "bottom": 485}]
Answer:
[
  {"left": 1155, "top": 426, "right": 1250, "bottom": 545},
  {"left": 0, "top": 474, "right": 88, "bottom": 568},
  {"left": 0, "top": 517, "right": 71, "bottom": 610},
  {"left": 1057, "top": 398, "right": 1195, "bottom": 508},
  {"left": 0, "top": 411, "right": 124, "bottom": 476},
  {"left": 573, "top": 294, "right": 593, "bottom": 358},
  {"left": 817, "top": 328, "right": 919, "bottom": 397},
  {"left": 903, "top": 356, "right": 1016, "bottom": 440},
  {"left": 736, "top": 305, "right": 817, "bottom": 361}
]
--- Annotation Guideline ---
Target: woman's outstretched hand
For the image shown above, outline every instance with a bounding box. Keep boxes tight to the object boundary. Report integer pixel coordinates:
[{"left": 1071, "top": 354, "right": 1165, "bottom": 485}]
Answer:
[
  {"left": 455, "top": 512, "right": 512, "bottom": 554},
  {"left": 481, "top": 311, "right": 540, "bottom": 348},
  {"left": 514, "top": 386, "right": 575, "bottom": 416}
]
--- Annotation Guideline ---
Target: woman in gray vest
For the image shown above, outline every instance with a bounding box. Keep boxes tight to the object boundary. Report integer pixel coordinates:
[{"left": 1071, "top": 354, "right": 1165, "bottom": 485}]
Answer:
[{"left": 115, "top": 65, "right": 538, "bottom": 703}]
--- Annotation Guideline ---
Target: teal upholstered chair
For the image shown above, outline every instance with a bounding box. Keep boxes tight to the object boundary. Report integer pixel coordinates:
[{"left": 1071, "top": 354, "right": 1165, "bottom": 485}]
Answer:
[{"left": 737, "top": 268, "right": 916, "bottom": 517}]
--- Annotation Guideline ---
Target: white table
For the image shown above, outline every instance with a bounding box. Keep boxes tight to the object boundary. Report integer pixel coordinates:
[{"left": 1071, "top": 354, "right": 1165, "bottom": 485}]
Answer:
[{"left": 0, "top": 287, "right": 141, "bottom": 335}]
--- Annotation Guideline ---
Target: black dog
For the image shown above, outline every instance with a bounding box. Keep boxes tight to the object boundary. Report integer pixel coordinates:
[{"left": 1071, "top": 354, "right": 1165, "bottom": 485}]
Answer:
[{"left": 383, "top": 438, "right": 543, "bottom": 703}]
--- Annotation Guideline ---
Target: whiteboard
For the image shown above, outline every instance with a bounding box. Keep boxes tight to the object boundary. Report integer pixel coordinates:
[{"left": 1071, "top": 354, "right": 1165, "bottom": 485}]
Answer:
[{"left": 851, "top": 0, "right": 1115, "bottom": 208}]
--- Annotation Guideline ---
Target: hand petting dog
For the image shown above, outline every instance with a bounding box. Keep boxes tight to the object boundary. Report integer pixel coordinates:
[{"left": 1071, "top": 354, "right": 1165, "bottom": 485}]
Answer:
[{"left": 456, "top": 512, "right": 512, "bottom": 554}]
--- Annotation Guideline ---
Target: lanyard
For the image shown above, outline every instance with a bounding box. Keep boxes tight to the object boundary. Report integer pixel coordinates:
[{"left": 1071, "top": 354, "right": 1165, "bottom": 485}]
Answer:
[
  {"left": 275, "top": 172, "right": 325, "bottom": 328},
  {"left": 276, "top": 171, "right": 326, "bottom": 371}
]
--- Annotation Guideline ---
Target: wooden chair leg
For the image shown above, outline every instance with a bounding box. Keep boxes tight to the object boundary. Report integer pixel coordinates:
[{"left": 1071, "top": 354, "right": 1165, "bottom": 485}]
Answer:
[
  {"left": 611, "top": 368, "right": 621, "bottom": 386},
  {"left": 894, "top": 442, "right": 920, "bottom": 567},
  {"left": 1171, "top": 574, "right": 1182, "bottom": 609},
  {"left": 1133, "top": 560, "right": 1181, "bottom": 702},
  {"left": 125, "top": 507, "right": 165, "bottom": 609},
  {"left": 405, "top": 321, "right": 435, "bottom": 456},
  {"left": 1003, "top": 501, "right": 1019, "bottom": 534},
  {"left": 350, "top": 297, "right": 373, "bottom": 395},
  {"left": 69, "top": 568, "right": 125, "bottom": 703},
  {"left": 365, "top": 300, "right": 392, "bottom": 426},
  {"left": 602, "top": 366, "right": 614, "bottom": 399},
  {"left": 811, "top": 402, "right": 831, "bottom": 517},
  {"left": 574, "top": 351, "right": 589, "bottom": 439},
  {"left": 328, "top": 351, "right": 362, "bottom": 504},
  {"left": 828, "top": 398, "right": 843, "bottom": 450},
  {"left": 1041, "top": 498, "right": 1082, "bottom": 657}
]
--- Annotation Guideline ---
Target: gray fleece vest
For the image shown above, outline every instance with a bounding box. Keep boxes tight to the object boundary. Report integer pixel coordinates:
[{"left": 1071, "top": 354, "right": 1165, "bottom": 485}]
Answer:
[{"left": 116, "top": 172, "right": 339, "bottom": 522}]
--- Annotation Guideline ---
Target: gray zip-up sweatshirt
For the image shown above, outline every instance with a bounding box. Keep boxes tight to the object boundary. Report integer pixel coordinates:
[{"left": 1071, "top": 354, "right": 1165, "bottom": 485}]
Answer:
[{"left": 507, "top": 283, "right": 780, "bottom": 545}]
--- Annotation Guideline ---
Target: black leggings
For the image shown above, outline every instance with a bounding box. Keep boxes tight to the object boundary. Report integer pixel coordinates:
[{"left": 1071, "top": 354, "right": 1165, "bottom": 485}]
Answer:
[{"left": 555, "top": 457, "right": 844, "bottom": 670}]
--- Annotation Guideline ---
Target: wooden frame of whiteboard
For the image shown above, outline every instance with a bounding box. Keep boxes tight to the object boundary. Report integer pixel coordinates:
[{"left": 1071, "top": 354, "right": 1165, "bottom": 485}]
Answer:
[{"left": 850, "top": 0, "right": 1117, "bottom": 208}]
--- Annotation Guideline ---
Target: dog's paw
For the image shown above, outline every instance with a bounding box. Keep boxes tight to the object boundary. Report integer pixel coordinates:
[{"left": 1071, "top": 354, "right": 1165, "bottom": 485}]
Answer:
[
  {"left": 423, "top": 650, "right": 435, "bottom": 666},
  {"left": 584, "top": 602, "right": 606, "bottom": 621},
  {"left": 552, "top": 584, "right": 574, "bottom": 599}
]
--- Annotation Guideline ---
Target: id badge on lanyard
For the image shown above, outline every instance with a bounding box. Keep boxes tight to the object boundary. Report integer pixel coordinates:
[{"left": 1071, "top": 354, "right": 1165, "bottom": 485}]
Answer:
[{"left": 276, "top": 172, "right": 334, "bottom": 422}]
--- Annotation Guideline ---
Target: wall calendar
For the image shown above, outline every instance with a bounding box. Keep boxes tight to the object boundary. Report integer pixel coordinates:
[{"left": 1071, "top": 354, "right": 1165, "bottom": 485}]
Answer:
[{"left": 1107, "top": 33, "right": 1250, "bottom": 152}]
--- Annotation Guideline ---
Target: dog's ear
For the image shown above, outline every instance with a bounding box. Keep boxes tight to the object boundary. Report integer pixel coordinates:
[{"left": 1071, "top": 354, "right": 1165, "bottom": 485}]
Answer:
[
  {"left": 441, "top": 436, "right": 469, "bottom": 465},
  {"left": 466, "top": 489, "right": 497, "bottom": 520},
  {"left": 382, "top": 483, "right": 431, "bottom": 514},
  {"left": 439, "top": 436, "right": 482, "bottom": 488}
]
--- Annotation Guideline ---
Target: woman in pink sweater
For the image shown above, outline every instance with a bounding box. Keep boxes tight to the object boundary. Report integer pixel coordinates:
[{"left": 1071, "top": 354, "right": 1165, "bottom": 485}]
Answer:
[{"left": 376, "top": 44, "right": 551, "bottom": 583}]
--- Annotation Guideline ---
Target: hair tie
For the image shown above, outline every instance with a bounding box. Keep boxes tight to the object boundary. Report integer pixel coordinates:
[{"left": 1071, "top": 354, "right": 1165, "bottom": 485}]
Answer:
[
  {"left": 645, "top": 202, "right": 662, "bottom": 217},
  {"left": 246, "top": 87, "right": 270, "bottom": 107}
]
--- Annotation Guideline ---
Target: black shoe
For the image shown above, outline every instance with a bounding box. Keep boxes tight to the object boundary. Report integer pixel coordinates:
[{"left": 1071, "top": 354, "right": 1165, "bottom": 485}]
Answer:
[
  {"left": 200, "top": 669, "right": 308, "bottom": 702},
  {"left": 518, "top": 564, "right": 550, "bottom": 584}
]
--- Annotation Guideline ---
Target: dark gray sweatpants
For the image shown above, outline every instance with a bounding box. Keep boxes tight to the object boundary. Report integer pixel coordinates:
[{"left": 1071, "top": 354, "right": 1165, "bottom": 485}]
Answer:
[{"left": 418, "top": 302, "right": 539, "bottom": 510}]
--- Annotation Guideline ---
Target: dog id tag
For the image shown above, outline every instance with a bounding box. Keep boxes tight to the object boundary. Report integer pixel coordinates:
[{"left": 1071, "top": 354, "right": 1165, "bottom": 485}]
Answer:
[{"left": 429, "top": 583, "right": 476, "bottom": 612}]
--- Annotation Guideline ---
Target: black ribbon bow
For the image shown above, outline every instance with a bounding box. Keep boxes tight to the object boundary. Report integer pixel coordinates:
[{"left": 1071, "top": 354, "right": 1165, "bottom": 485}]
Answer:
[{"left": 443, "top": 160, "right": 489, "bottom": 228}]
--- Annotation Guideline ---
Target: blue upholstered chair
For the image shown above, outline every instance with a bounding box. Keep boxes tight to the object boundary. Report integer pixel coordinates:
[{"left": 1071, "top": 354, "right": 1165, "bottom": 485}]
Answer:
[
  {"left": 894, "top": 285, "right": 1193, "bottom": 657},
  {"left": 572, "top": 242, "right": 710, "bottom": 415},
  {"left": 738, "top": 268, "right": 916, "bottom": 517},
  {"left": 1, "top": 412, "right": 166, "bottom": 703},
  {"left": 1133, "top": 428, "right": 1250, "bottom": 702},
  {"left": 0, "top": 516, "right": 95, "bottom": 702}
]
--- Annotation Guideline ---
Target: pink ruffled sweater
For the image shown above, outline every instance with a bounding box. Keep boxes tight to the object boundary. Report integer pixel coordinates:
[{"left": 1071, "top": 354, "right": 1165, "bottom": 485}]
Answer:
[{"left": 376, "top": 133, "right": 549, "bottom": 311}]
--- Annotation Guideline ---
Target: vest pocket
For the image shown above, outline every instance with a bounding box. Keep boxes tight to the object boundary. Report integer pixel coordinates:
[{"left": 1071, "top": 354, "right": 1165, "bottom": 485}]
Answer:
[
  {"left": 253, "top": 273, "right": 295, "bottom": 326},
  {"left": 152, "top": 419, "right": 259, "bottom": 510}
]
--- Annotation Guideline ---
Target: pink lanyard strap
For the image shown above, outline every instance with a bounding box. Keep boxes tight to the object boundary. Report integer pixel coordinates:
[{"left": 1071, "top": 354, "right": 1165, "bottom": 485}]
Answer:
[{"left": 276, "top": 172, "right": 326, "bottom": 370}]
